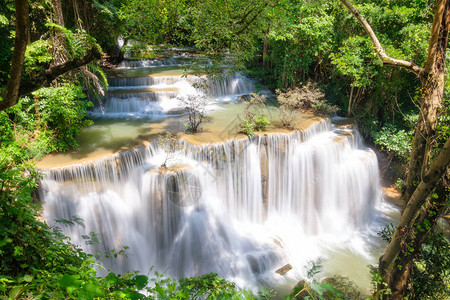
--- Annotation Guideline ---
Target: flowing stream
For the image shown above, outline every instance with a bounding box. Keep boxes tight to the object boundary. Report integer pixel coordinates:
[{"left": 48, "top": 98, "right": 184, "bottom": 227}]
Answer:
[{"left": 39, "top": 54, "right": 398, "bottom": 295}]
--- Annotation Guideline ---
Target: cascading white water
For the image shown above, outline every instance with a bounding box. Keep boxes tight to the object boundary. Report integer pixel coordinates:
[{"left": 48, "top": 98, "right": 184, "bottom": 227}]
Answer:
[
  {"left": 40, "top": 119, "right": 386, "bottom": 291},
  {"left": 116, "top": 55, "right": 208, "bottom": 69},
  {"left": 95, "top": 55, "right": 255, "bottom": 119}
]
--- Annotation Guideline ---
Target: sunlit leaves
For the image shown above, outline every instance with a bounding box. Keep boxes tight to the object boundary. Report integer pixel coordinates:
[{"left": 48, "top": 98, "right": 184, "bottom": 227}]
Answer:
[
  {"left": 23, "top": 39, "right": 53, "bottom": 76},
  {"left": 330, "top": 36, "right": 380, "bottom": 88},
  {"left": 372, "top": 123, "right": 412, "bottom": 160}
]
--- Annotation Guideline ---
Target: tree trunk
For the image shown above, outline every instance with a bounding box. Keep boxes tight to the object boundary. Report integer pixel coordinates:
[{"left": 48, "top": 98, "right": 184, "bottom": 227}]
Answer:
[
  {"left": 404, "top": 0, "right": 450, "bottom": 205},
  {"left": 385, "top": 182, "right": 448, "bottom": 299},
  {"left": 1, "top": 0, "right": 29, "bottom": 109},
  {"left": 378, "top": 136, "right": 450, "bottom": 298},
  {"left": 263, "top": 27, "right": 269, "bottom": 68},
  {"left": 52, "top": 0, "right": 65, "bottom": 27},
  {"left": 338, "top": 1, "right": 450, "bottom": 298},
  {"left": 347, "top": 85, "right": 354, "bottom": 117}
]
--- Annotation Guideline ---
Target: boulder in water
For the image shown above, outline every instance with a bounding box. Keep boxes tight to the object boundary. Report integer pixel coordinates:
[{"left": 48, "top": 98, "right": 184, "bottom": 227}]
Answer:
[
  {"left": 237, "top": 94, "right": 252, "bottom": 102},
  {"left": 293, "top": 280, "right": 310, "bottom": 299},
  {"left": 275, "top": 263, "right": 292, "bottom": 275}
]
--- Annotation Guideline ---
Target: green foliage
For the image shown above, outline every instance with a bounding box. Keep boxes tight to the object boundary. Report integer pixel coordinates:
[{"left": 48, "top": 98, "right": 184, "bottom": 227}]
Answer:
[
  {"left": 288, "top": 261, "right": 360, "bottom": 299},
  {"left": 0, "top": 1, "right": 14, "bottom": 84},
  {"left": 0, "top": 83, "right": 94, "bottom": 297},
  {"left": 238, "top": 93, "right": 271, "bottom": 138},
  {"left": 409, "top": 232, "right": 450, "bottom": 299},
  {"left": 369, "top": 266, "right": 391, "bottom": 299},
  {"left": 371, "top": 123, "right": 412, "bottom": 161},
  {"left": 147, "top": 272, "right": 264, "bottom": 299},
  {"left": 22, "top": 84, "right": 93, "bottom": 151},
  {"left": 277, "top": 81, "right": 338, "bottom": 116},
  {"left": 254, "top": 114, "right": 271, "bottom": 131},
  {"left": 239, "top": 118, "right": 256, "bottom": 139},
  {"left": 46, "top": 23, "right": 100, "bottom": 60},
  {"left": 118, "top": 0, "right": 191, "bottom": 46},
  {"left": 378, "top": 223, "right": 396, "bottom": 243},
  {"left": 178, "top": 94, "right": 212, "bottom": 134},
  {"left": 23, "top": 39, "right": 53, "bottom": 77},
  {"left": 330, "top": 36, "right": 381, "bottom": 88}
]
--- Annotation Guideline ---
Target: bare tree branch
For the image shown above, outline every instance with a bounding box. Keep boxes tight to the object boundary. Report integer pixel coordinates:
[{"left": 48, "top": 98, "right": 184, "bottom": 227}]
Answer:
[{"left": 339, "top": 0, "right": 424, "bottom": 75}]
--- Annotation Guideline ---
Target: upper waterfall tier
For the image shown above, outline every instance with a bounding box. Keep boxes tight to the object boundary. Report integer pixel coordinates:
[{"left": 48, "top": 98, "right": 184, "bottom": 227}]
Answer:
[
  {"left": 116, "top": 55, "right": 197, "bottom": 69},
  {"left": 40, "top": 118, "right": 383, "bottom": 290},
  {"left": 95, "top": 55, "right": 257, "bottom": 119},
  {"left": 94, "top": 73, "right": 256, "bottom": 118}
]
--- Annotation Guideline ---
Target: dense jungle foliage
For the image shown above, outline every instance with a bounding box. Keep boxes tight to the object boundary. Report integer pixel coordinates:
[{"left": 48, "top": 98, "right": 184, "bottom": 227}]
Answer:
[{"left": 0, "top": 0, "right": 448, "bottom": 299}]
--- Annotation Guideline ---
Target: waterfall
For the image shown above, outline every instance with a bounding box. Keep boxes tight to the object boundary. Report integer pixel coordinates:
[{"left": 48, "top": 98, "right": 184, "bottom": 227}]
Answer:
[
  {"left": 94, "top": 74, "right": 255, "bottom": 118},
  {"left": 96, "top": 56, "right": 255, "bottom": 118},
  {"left": 40, "top": 118, "right": 383, "bottom": 290}
]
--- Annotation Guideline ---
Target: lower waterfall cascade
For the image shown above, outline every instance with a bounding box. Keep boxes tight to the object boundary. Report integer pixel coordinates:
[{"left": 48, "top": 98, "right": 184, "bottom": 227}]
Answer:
[{"left": 39, "top": 118, "right": 396, "bottom": 294}]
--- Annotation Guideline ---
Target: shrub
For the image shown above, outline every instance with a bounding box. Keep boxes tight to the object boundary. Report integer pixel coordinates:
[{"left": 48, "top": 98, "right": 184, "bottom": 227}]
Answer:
[
  {"left": 276, "top": 81, "right": 338, "bottom": 115},
  {"left": 238, "top": 118, "right": 256, "bottom": 138},
  {"left": 289, "top": 261, "right": 360, "bottom": 300},
  {"left": 19, "top": 84, "right": 93, "bottom": 151},
  {"left": 371, "top": 123, "right": 412, "bottom": 162},
  {"left": 157, "top": 132, "right": 184, "bottom": 169},
  {"left": 238, "top": 93, "right": 271, "bottom": 137},
  {"left": 178, "top": 94, "right": 211, "bottom": 133},
  {"left": 279, "top": 106, "right": 297, "bottom": 129}
]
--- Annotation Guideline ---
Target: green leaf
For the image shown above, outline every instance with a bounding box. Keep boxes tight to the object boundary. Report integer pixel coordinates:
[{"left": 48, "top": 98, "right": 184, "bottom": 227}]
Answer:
[
  {"left": 8, "top": 285, "right": 24, "bottom": 299},
  {"left": 19, "top": 274, "right": 33, "bottom": 283},
  {"left": 0, "top": 15, "right": 7, "bottom": 26},
  {"left": 82, "top": 283, "right": 104, "bottom": 299},
  {"left": 124, "top": 290, "right": 146, "bottom": 300},
  {"left": 106, "top": 272, "right": 118, "bottom": 284},
  {"left": 58, "top": 275, "right": 82, "bottom": 288},
  {"left": 133, "top": 275, "right": 148, "bottom": 290}
]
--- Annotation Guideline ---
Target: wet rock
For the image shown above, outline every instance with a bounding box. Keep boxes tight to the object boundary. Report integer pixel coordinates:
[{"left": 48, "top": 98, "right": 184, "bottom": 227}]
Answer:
[
  {"left": 166, "top": 107, "right": 188, "bottom": 114},
  {"left": 273, "top": 237, "right": 284, "bottom": 249},
  {"left": 247, "top": 255, "right": 260, "bottom": 274},
  {"left": 383, "top": 184, "right": 403, "bottom": 207},
  {"left": 332, "top": 117, "right": 355, "bottom": 129},
  {"left": 293, "top": 280, "right": 309, "bottom": 299},
  {"left": 237, "top": 94, "right": 252, "bottom": 102},
  {"left": 321, "top": 277, "right": 338, "bottom": 285},
  {"left": 275, "top": 263, "right": 292, "bottom": 275}
]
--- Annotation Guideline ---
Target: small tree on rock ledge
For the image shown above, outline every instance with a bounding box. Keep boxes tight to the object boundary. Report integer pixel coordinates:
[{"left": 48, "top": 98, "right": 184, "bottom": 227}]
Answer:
[{"left": 178, "top": 94, "right": 212, "bottom": 133}]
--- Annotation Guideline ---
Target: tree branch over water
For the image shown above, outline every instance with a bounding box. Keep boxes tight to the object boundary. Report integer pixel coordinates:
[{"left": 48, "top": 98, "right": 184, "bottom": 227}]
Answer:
[
  {"left": 0, "top": 46, "right": 102, "bottom": 112},
  {"left": 0, "top": 0, "right": 102, "bottom": 112}
]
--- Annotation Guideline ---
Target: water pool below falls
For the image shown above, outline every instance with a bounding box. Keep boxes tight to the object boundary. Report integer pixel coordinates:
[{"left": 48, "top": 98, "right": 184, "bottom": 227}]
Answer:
[{"left": 40, "top": 118, "right": 394, "bottom": 294}]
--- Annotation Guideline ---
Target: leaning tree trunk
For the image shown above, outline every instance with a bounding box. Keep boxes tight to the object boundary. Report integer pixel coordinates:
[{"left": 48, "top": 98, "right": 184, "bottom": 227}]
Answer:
[
  {"left": 378, "top": 137, "right": 450, "bottom": 299},
  {"left": 338, "top": 0, "right": 450, "bottom": 298},
  {"left": 404, "top": 0, "right": 450, "bottom": 206},
  {"left": 384, "top": 177, "right": 448, "bottom": 299}
]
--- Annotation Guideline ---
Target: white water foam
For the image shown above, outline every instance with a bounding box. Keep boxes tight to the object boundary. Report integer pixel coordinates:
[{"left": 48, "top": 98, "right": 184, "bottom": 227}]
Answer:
[{"left": 40, "top": 119, "right": 394, "bottom": 294}]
